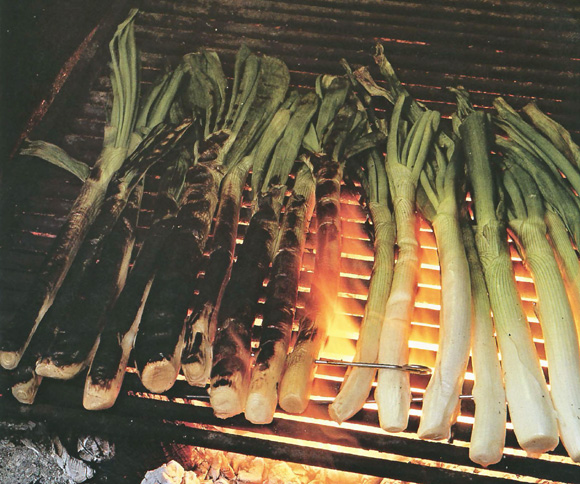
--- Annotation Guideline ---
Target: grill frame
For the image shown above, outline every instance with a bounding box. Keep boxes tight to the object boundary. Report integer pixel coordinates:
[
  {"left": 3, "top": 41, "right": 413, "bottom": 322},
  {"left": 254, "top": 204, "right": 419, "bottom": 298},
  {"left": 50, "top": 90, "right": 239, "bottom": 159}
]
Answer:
[{"left": 1, "top": 1, "right": 580, "bottom": 482}]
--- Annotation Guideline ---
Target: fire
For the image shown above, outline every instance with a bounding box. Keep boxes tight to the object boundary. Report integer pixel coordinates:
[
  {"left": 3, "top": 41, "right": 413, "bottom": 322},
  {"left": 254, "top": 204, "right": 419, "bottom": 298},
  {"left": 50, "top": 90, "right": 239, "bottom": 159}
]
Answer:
[{"left": 305, "top": 210, "right": 446, "bottom": 376}]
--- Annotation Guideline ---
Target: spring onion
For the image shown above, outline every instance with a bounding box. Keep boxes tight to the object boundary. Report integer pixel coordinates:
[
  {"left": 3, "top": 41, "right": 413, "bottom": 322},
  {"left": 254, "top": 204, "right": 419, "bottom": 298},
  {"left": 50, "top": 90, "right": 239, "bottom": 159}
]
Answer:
[{"left": 453, "top": 88, "right": 558, "bottom": 455}]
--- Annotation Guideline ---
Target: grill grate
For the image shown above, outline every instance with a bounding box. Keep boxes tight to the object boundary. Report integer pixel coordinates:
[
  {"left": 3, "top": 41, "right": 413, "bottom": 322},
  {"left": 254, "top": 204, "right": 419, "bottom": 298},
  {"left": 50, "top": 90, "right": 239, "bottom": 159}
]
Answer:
[{"left": 1, "top": 1, "right": 580, "bottom": 482}]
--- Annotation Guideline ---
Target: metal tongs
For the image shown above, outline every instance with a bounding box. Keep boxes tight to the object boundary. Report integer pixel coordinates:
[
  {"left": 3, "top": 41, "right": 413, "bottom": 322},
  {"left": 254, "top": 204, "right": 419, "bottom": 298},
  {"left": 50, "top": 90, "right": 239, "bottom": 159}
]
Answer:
[
  {"left": 315, "top": 359, "right": 475, "bottom": 402},
  {"left": 315, "top": 358, "right": 433, "bottom": 375}
]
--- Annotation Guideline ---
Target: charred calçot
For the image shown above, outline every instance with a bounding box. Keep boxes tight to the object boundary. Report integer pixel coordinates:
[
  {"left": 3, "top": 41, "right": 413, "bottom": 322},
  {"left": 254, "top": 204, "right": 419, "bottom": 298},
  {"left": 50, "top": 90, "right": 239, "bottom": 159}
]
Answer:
[
  {"left": 181, "top": 87, "right": 307, "bottom": 388},
  {"left": 0, "top": 12, "right": 176, "bottom": 370},
  {"left": 83, "top": 148, "right": 193, "bottom": 409},
  {"left": 209, "top": 186, "right": 285, "bottom": 418},
  {"left": 36, "top": 182, "right": 144, "bottom": 378},
  {"left": 279, "top": 155, "right": 342, "bottom": 415},
  {"left": 255, "top": 198, "right": 308, "bottom": 369},
  {"left": 181, "top": 158, "right": 251, "bottom": 386},
  {"left": 134, "top": 156, "right": 225, "bottom": 393},
  {"left": 245, "top": 162, "right": 315, "bottom": 424},
  {"left": 84, "top": 131, "right": 230, "bottom": 405},
  {"left": 34, "top": 122, "right": 192, "bottom": 380}
]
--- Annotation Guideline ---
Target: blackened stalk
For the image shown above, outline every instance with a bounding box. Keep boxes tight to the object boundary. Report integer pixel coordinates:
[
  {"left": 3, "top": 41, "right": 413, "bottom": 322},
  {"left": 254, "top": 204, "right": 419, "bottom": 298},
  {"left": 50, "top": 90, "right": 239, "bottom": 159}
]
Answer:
[
  {"left": 35, "top": 182, "right": 144, "bottom": 379},
  {"left": 70, "top": 120, "right": 193, "bottom": 276},
  {"left": 134, "top": 160, "right": 224, "bottom": 393},
  {"left": 27, "top": 122, "right": 192, "bottom": 371},
  {"left": 0, "top": 151, "right": 125, "bottom": 370},
  {"left": 133, "top": 51, "right": 291, "bottom": 393},
  {"left": 209, "top": 185, "right": 286, "bottom": 418},
  {"left": 181, "top": 157, "right": 252, "bottom": 386},
  {"left": 275, "top": 76, "right": 356, "bottom": 415},
  {"left": 10, "top": 317, "right": 54, "bottom": 404},
  {"left": 245, "top": 162, "right": 316, "bottom": 424},
  {"left": 0, "top": 12, "right": 141, "bottom": 369},
  {"left": 279, "top": 155, "right": 343, "bottom": 414},
  {"left": 83, "top": 152, "right": 191, "bottom": 411},
  {"left": 181, "top": 91, "right": 309, "bottom": 387},
  {"left": 13, "top": 181, "right": 143, "bottom": 399}
]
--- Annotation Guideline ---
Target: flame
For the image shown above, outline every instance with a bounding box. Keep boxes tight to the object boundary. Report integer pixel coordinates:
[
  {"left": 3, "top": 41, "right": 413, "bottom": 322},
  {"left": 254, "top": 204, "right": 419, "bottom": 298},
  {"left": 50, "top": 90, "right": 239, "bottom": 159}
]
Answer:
[
  {"left": 135, "top": 386, "right": 579, "bottom": 467},
  {"left": 319, "top": 287, "right": 361, "bottom": 361},
  {"left": 310, "top": 212, "right": 447, "bottom": 373},
  {"left": 129, "top": 381, "right": 580, "bottom": 479}
]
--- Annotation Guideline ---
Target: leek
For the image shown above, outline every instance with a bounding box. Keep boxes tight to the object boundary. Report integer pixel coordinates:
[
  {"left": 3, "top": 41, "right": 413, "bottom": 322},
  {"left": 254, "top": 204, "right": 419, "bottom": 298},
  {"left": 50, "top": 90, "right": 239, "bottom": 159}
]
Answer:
[
  {"left": 0, "top": 10, "right": 142, "bottom": 369},
  {"left": 327, "top": 61, "right": 395, "bottom": 424},
  {"left": 502, "top": 159, "right": 580, "bottom": 461},
  {"left": 279, "top": 77, "right": 359, "bottom": 414},
  {"left": 522, "top": 102, "right": 580, "bottom": 168},
  {"left": 416, "top": 137, "right": 471, "bottom": 441},
  {"left": 545, "top": 208, "right": 580, "bottom": 343},
  {"left": 495, "top": 134, "right": 580, "bottom": 344},
  {"left": 245, "top": 160, "right": 316, "bottom": 424},
  {"left": 495, "top": 136, "right": 580, "bottom": 248},
  {"left": 453, "top": 88, "right": 558, "bottom": 455},
  {"left": 376, "top": 94, "right": 439, "bottom": 432},
  {"left": 494, "top": 97, "right": 580, "bottom": 196},
  {"left": 84, "top": 151, "right": 190, "bottom": 410},
  {"left": 135, "top": 49, "right": 291, "bottom": 394},
  {"left": 19, "top": 140, "right": 90, "bottom": 182},
  {"left": 328, "top": 148, "right": 395, "bottom": 424},
  {"left": 180, "top": 94, "right": 299, "bottom": 387},
  {"left": 209, "top": 91, "right": 314, "bottom": 418},
  {"left": 461, "top": 214, "right": 506, "bottom": 467}
]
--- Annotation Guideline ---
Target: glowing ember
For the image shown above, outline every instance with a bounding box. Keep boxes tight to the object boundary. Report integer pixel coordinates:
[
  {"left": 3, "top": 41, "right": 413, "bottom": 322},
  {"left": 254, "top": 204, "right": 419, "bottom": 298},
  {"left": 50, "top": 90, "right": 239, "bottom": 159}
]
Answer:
[{"left": 161, "top": 445, "right": 385, "bottom": 484}]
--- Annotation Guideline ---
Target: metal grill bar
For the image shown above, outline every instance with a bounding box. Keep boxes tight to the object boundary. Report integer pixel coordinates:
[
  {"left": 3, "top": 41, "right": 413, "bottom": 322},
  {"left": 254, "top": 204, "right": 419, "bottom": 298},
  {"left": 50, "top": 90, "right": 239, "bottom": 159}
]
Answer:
[{"left": 2, "top": 376, "right": 579, "bottom": 483}]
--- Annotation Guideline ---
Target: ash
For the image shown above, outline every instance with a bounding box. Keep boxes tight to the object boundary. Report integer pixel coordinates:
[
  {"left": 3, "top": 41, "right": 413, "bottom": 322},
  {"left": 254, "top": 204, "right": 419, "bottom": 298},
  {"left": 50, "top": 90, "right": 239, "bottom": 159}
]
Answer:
[{"left": 0, "top": 420, "right": 93, "bottom": 484}]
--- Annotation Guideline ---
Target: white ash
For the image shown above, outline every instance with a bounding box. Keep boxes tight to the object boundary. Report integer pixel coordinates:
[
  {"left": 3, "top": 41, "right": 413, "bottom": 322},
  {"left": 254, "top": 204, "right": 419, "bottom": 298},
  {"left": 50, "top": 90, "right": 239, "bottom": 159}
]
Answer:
[
  {"left": 77, "top": 434, "right": 115, "bottom": 463},
  {"left": 237, "top": 456, "right": 264, "bottom": 483},
  {"left": 52, "top": 436, "right": 94, "bottom": 483},
  {"left": 0, "top": 421, "right": 93, "bottom": 484},
  {"left": 265, "top": 462, "right": 300, "bottom": 484}
]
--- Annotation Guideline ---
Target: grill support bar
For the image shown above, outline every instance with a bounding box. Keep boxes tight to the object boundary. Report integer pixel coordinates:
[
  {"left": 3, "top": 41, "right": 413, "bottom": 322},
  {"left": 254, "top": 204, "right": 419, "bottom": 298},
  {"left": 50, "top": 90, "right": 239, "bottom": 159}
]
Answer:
[{"left": 0, "top": 399, "right": 529, "bottom": 484}]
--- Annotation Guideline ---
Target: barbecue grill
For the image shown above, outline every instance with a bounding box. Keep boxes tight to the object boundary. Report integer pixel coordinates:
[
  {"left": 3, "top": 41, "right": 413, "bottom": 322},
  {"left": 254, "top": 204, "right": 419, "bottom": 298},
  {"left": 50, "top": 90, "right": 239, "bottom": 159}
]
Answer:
[{"left": 1, "top": 1, "right": 579, "bottom": 482}]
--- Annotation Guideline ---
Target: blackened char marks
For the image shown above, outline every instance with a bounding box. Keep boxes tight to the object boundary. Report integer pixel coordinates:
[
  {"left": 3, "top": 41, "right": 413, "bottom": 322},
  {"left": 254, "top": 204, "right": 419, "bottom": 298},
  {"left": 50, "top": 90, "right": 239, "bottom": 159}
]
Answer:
[
  {"left": 295, "top": 318, "right": 317, "bottom": 345},
  {"left": 198, "top": 131, "right": 230, "bottom": 162},
  {"left": 133, "top": 160, "right": 222, "bottom": 369},
  {"left": 211, "top": 187, "right": 283, "bottom": 386},
  {"left": 89, "top": 339, "right": 124, "bottom": 385}
]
